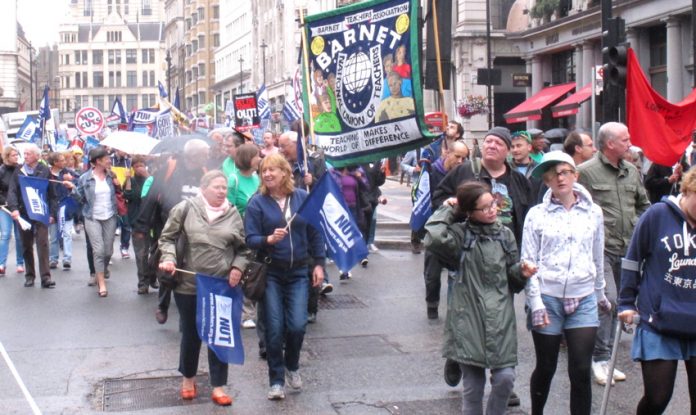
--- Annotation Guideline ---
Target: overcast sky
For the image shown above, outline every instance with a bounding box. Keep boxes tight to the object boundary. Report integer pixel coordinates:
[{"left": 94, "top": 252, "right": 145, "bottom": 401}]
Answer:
[{"left": 17, "top": 0, "right": 70, "bottom": 47}]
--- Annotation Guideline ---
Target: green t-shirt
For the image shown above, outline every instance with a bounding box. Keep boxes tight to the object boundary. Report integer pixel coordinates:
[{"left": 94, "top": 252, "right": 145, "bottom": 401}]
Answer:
[
  {"left": 221, "top": 157, "right": 238, "bottom": 178},
  {"left": 227, "top": 172, "right": 260, "bottom": 217}
]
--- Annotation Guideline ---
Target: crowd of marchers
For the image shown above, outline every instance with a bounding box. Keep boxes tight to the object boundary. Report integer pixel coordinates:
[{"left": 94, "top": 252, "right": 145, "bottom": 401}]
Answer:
[{"left": 2, "top": 118, "right": 696, "bottom": 413}]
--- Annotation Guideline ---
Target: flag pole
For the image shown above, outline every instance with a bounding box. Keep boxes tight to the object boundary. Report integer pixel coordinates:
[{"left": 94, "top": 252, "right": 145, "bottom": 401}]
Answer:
[
  {"left": 431, "top": 0, "right": 448, "bottom": 136},
  {"left": 299, "top": 9, "right": 317, "bottom": 152}
]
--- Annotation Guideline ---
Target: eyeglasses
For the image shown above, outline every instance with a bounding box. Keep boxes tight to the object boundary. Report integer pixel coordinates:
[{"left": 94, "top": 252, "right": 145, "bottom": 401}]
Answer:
[
  {"left": 473, "top": 199, "right": 498, "bottom": 214},
  {"left": 552, "top": 169, "right": 576, "bottom": 179}
]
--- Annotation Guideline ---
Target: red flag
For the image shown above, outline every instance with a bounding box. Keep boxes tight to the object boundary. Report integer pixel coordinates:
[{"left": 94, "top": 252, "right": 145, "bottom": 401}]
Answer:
[{"left": 626, "top": 48, "right": 696, "bottom": 166}]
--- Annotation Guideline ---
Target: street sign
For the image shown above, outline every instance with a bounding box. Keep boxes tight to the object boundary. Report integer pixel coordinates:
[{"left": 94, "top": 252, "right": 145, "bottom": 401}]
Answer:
[
  {"left": 75, "top": 107, "right": 105, "bottom": 135},
  {"left": 512, "top": 73, "right": 532, "bottom": 87},
  {"left": 595, "top": 65, "right": 604, "bottom": 95}
]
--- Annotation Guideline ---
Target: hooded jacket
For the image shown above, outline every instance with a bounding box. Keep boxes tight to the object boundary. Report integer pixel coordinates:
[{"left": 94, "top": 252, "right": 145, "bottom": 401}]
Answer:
[
  {"left": 522, "top": 183, "right": 606, "bottom": 312},
  {"left": 424, "top": 205, "right": 525, "bottom": 369},
  {"left": 618, "top": 195, "right": 696, "bottom": 335}
]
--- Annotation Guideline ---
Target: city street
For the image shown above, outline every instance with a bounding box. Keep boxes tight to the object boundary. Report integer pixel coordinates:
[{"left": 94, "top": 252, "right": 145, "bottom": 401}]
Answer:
[{"left": 0, "top": 179, "right": 692, "bottom": 414}]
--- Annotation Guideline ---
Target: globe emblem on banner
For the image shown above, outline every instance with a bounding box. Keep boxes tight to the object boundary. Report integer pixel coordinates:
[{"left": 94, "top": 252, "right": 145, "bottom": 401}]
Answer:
[{"left": 343, "top": 52, "right": 371, "bottom": 94}]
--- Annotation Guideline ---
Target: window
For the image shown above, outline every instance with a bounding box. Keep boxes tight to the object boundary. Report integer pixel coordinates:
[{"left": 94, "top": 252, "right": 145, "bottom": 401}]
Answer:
[
  {"left": 126, "top": 94, "right": 138, "bottom": 110},
  {"left": 149, "top": 71, "right": 155, "bottom": 87},
  {"left": 107, "top": 31, "right": 122, "bottom": 42},
  {"left": 142, "top": 0, "right": 152, "bottom": 15},
  {"left": 82, "top": 72, "right": 88, "bottom": 87},
  {"left": 75, "top": 51, "right": 81, "bottom": 64},
  {"left": 126, "top": 49, "right": 137, "bottom": 63},
  {"left": 142, "top": 94, "right": 156, "bottom": 108},
  {"left": 84, "top": 0, "right": 93, "bottom": 16},
  {"left": 185, "top": 18, "right": 191, "bottom": 30},
  {"left": 213, "top": 34, "right": 220, "bottom": 47},
  {"left": 192, "top": 66, "right": 199, "bottom": 78},
  {"left": 186, "top": 70, "right": 192, "bottom": 83},
  {"left": 141, "top": 71, "right": 155, "bottom": 86},
  {"left": 93, "top": 95, "right": 104, "bottom": 111},
  {"left": 93, "top": 50, "right": 103, "bottom": 65},
  {"left": 107, "top": 0, "right": 112, "bottom": 14},
  {"left": 108, "top": 71, "right": 121, "bottom": 87},
  {"left": 108, "top": 95, "right": 121, "bottom": 108},
  {"left": 186, "top": 44, "right": 192, "bottom": 57},
  {"left": 127, "top": 70, "right": 137, "bottom": 87},
  {"left": 551, "top": 50, "right": 575, "bottom": 84},
  {"left": 75, "top": 72, "right": 81, "bottom": 87},
  {"left": 192, "top": 40, "right": 198, "bottom": 52},
  {"left": 108, "top": 50, "right": 121, "bottom": 64},
  {"left": 197, "top": 7, "right": 204, "bottom": 19},
  {"left": 649, "top": 25, "right": 667, "bottom": 97},
  {"left": 198, "top": 35, "right": 205, "bottom": 48},
  {"left": 142, "top": 49, "right": 155, "bottom": 64},
  {"left": 93, "top": 72, "right": 104, "bottom": 87},
  {"left": 198, "top": 63, "right": 205, "bottom": 77},
  {"left": 212, "top": 5, "right": 219, "bottom": 19}
]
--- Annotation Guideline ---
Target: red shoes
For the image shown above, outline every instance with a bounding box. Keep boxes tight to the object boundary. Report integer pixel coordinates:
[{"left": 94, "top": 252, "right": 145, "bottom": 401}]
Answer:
[
  {"left": 211, "top": 391, "right": 233, "bottom": 406},
  {"left": 180, "top": 384, "right": 197, "bottom": 400}
]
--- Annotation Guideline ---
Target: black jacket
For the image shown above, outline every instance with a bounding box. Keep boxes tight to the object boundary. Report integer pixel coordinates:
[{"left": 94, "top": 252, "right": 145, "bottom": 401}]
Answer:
[
  {"left": 0, "top": 164, "right": 19, "bottom": 206},
  {"left": 644, "top": 163, "right": 676, "bottom": 204},
  {"left": 7, "top": 162, "right": 58, "bottom": 222},
  {"left": 432, "top": 159, "right": 532, "bottom": 245},
  {"left": 361, "top": 161, "right": 386, "bottom": 205}
]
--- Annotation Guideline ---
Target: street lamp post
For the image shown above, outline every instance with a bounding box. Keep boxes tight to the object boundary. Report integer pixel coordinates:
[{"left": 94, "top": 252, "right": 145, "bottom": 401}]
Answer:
[
  {"left": 29, "top": 42, "right": 35, "bottom": 109},
  {"left": 260, "top": 40, "right": 268, "bottom": 86},
  {"left": 238, "top": 55, "right": 244, "bottom": 92},
  {"left": 165, "top": 50, "right": 172, "bottom": 99}
]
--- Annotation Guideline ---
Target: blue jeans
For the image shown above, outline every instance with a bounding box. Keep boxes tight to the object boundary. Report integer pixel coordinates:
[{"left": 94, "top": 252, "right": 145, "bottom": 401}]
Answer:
[
  {"left": 0, "top": 210, "right": 24, "bottom": 268},
  {"left": 264, "top": 269, "right": 309, "bottom": 386},
  {"left": 49, "top": 220, "right": 73, "bottom": 263},
  {"left": 119, "top": 215, "right": 131, "bottom": 250}
]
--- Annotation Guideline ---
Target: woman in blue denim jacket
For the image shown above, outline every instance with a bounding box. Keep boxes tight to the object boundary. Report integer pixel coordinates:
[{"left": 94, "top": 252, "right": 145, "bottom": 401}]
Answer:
[{"left": 70, "top": 147, "right": 118, "bottom": 297}]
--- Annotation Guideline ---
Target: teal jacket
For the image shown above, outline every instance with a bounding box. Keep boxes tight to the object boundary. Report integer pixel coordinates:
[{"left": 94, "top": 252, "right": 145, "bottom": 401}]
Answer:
[{"left": 425, "top": 205, "right": 525, "bottom": 369}]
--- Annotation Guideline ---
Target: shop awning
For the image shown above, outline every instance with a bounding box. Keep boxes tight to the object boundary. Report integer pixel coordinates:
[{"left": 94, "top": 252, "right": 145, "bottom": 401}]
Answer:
[
  {"left": 551, "top": 84, "right": 592, "bottom": 118},
  {"left": 504, "top": 82, "right": 576, "bottom": 123}
]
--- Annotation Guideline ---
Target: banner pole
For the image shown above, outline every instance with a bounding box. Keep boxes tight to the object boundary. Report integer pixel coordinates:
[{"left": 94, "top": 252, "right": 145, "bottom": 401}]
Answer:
[
  {"left": 431, "top": 0, "right": 447, "bottom": 136},
  {"left": 591, "top": 69, "right": 597, "bottom": 140},
  {"left": 299, "top": 9, "right": 316, "bottom": 155}
]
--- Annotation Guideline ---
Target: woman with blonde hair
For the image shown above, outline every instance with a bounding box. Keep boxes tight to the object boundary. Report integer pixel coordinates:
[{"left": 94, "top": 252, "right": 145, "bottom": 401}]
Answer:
[{"left": 244, "top": 153, "right": 325, "bottom": 400}]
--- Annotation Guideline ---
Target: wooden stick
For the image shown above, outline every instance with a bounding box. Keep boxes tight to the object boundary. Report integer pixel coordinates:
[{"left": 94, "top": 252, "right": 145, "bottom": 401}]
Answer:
[
  {"left": 174, "top": 267, "right": 196, "bottom": 276},
  {"left": 299, "top": 8, "right": 317, "bottom": 151},
  {"left": 431, "top": 0, "right": 447, "bottom": 133}
]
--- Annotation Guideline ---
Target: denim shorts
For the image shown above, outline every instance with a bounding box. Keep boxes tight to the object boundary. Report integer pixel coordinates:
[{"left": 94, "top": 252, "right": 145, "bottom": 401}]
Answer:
[{"left": 528, "top": 294, "right": 599, "bottom": 335}]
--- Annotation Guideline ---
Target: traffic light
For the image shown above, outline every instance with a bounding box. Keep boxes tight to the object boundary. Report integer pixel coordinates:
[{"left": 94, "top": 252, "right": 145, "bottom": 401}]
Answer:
[
  {"left": 602, "top": 17, "right": 627, "bottom": 87},
  {"left": 605, "top": 45, "right": 627, "bottom": 86}
]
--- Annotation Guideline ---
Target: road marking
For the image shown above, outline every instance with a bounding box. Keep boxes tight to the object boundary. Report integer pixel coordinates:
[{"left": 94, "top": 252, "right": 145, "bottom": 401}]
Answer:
[{"left": 0, "top": 341, "right": 42, "bottom": 415}]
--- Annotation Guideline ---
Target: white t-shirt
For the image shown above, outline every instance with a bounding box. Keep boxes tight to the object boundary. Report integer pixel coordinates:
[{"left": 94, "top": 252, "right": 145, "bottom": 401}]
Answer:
[{"left": 92, "top": 177, "right": 114, "bottom": 220}]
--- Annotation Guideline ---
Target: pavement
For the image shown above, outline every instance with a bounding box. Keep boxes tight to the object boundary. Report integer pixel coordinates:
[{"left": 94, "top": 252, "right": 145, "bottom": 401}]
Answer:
[{"left": 0, "top": 178, "right": 693, "bottom": 414}]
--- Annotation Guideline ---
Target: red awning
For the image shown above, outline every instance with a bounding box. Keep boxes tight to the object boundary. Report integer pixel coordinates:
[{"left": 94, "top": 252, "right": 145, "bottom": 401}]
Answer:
[
  {"left": 551, "top": 84, "right": 592, "bottom": 118},
  {"left": 504, "top": 82, "right": 576, "bottom": 123}
]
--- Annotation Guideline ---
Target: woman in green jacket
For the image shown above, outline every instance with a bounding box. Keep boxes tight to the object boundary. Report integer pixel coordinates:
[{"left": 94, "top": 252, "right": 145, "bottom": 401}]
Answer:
[
  {"left": 159, "top": 170, "right": 251, "bottom": 407},
  {"left": 425, "top": 181, "right": 535, "bottom": 414}
]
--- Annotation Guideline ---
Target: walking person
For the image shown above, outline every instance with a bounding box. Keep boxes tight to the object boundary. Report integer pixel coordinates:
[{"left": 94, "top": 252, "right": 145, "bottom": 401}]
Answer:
[
  {"left": 618, "top": 167, "right": 696, "bottom": 415},
  {"left": 244, "top": 154, "right": 325, "bottom": 400},
  {"left": 123, "top": 156, "right": 152, "bottom": 294},
  {"left": 158, "top": 171, "right": 250, "bottom": 407},
  {"left": 72, "top": 147, "right": 119, "bottom": 297},
  {"left": 521, "top": 152, "right": 610, "bottom": 415},
  {"left": 47, "top": 152, "right": 77, "bottom": 270},
  {"left": 425, "top": 181, "right": 535, "bottom": 414},
  {"left": 7, "top": 144, "right": 60, "bottom": 288},
  {"left": 577, "top": 122, "right": 650, "bottom": 385},
  {"left": 0, "top": 146, "right": 25, "bottom": 275}
]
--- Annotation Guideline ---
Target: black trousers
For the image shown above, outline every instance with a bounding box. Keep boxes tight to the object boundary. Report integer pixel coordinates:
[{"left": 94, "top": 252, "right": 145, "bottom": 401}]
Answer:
[
  {"left": 174, "top": 293, "right": 228, "bottom": 386},
  {"left": 20, "top": 221, "right": 50, "bottom": 283}
]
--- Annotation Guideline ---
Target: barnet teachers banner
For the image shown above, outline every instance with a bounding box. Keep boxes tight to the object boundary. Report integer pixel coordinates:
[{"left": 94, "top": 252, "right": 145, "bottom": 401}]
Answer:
[{"left": 303, "top": 0, "right": 437, "bottom": 166}]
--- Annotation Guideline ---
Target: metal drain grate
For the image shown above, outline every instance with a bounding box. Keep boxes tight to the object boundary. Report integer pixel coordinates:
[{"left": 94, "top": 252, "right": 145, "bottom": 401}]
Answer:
[
  {"left": 305, "top": 334, "right": 402, "bottom": 359},
  {"left": 101, "top": 375, "right": 212, "bottom": 412},
  {"left": 318, "top": 293, "right": 367, "bottom": 310}
]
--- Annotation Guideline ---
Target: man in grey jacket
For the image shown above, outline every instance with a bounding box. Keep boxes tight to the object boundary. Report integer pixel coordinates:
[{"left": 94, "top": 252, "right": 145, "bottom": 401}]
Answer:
[{"left": 577, "top": 121, "right": 650, "bottom": 385}]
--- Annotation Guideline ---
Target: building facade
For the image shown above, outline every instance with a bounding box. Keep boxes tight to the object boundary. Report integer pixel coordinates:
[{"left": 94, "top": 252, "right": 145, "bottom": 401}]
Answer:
[
  {"left": 506, "top": 0, "right": 693, "bottom": 132},
  {"left": 164, "top": 0, "right": 185, "bottom": 101},
  {"left": 181, "top": 0, "right": 220, "bottom": 116},
  {"left": 57, "top": 0, "right": 165, "bottom": 125}
]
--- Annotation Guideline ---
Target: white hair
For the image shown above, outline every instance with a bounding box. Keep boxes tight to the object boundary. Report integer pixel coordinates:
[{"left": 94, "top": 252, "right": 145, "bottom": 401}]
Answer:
[
  {"left": 183, "top": 138, "right": 210, "bottom": 156},
  {"left": 281, "top": 131, "right": 298, "bottom": 143},
  {"left": 24, "top": 143, "right": 41, "bottom": 157}
]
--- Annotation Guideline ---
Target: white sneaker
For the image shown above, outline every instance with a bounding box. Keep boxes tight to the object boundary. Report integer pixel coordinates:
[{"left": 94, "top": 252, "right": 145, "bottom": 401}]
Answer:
[
  {"left": 242, "top": 319, "right": 256, "bottom": 329},
  {"left": 368, "top": 243, "right": 379, "bottom": 253},
  {"left": 115, "top": 228, "right": 121, "bottom": 236},
  {"left": 592, "top": 361, "right": 615, "bottom": 385},
  {"left": 611, "top": 365, "right": 626, "bottom": 382},
  {"left": 267, "top": 384, "right": 285, "bottom": 400},
  {"left": 286, "top": 370, "right": 302, "bottom": 390}
]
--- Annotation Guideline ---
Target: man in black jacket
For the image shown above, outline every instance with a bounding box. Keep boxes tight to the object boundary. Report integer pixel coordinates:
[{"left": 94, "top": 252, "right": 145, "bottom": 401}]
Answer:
[
  {"left": 132, "top": 139, "right": 210, "bottom": 323},
  {"left": 433, "top": 126, "right": 532, "bottom": 245},
  {"left": 7, "top": 144, "right": 59, "bottom": 288}
]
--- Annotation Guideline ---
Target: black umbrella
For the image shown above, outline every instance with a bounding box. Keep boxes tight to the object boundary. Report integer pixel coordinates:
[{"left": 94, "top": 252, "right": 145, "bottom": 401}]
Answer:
[
  {"left": 544, "top": 128, "right": 569, "bottom": 144},
  {"left": 149, "top": 133, "right": 214, "bottom": 155}
]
